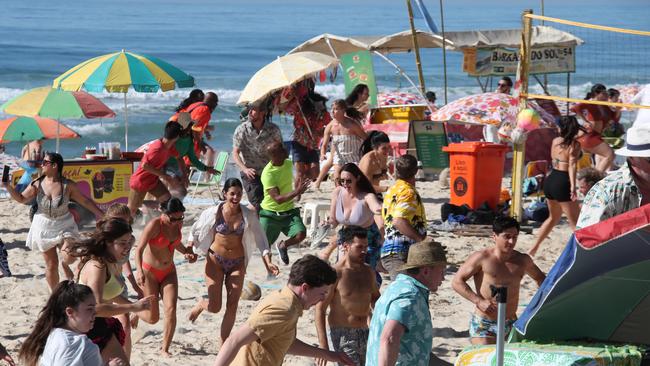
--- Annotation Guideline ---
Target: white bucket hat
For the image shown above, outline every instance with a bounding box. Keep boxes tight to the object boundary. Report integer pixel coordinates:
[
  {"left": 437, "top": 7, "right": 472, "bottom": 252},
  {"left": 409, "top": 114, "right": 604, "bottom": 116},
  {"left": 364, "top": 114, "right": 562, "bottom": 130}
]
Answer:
[{"left": 616, "top": 126, "right": 650, "bottom": 158}]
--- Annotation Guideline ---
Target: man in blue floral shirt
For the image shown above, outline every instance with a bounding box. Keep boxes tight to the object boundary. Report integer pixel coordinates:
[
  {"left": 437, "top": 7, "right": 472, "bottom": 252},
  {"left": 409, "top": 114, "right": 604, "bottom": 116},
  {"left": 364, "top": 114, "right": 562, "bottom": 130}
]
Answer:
[
  {"left": 366, "top": 241, "right": 447, "bottom": 366},
  {"left": 576, "top": 126, "right": 650, "bottom": 229}
]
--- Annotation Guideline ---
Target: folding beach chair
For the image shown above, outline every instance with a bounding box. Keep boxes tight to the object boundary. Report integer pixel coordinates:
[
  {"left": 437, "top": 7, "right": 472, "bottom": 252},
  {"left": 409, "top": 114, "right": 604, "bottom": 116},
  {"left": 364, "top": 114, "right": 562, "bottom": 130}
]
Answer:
[{"left": 189, "top": 151, "right": 229, "bottom": 203}]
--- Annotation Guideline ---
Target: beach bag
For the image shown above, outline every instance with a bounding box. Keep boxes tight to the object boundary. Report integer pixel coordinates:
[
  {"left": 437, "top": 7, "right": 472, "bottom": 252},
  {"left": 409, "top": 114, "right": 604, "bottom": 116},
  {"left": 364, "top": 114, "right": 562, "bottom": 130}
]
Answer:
[
  {"left": 524, "top": 198, "right": 549, "bottom": 223},
  {"left": 441, "top": 202, "right": 471, "bottom": 222},
  {"left": 465, "top": 202, "right": 496, "bottom": 225}
]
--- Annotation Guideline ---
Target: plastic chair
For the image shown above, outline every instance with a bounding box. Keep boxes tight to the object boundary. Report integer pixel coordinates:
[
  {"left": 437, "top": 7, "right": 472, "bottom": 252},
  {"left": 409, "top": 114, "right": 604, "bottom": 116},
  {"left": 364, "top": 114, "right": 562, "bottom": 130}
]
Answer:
[
  {"left": 302, "top": 201, "right": 330, "bottom": 239},
  {"left": 189, "top": 151, "right": 229, "bottom": 203}
]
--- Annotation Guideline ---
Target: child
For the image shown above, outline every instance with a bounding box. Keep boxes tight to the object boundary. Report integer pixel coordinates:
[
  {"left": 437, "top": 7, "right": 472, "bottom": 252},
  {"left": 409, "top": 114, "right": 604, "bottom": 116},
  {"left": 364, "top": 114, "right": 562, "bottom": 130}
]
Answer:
[
  {"left": 314, "top": 100, "right": 366, "bottom": 189},
  {"left": 18, "top": 281, "right": 125, "bottom": 366},
  {"left": 452, "top": 216, "right": 546, "bottom": 345},
  {"left": 315, "top": 226, "right": 380, "bottom": 365}
]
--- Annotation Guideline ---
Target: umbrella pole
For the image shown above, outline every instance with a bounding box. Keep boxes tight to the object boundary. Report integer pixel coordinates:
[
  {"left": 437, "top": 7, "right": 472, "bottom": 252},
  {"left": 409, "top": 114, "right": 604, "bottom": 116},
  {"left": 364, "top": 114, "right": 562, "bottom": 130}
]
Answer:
[
  {"left": 123, "top": 93, "right": 129, "bottom": 151},
  {"left": 491, "top": 285, "right": 508, "bottom": 366}
]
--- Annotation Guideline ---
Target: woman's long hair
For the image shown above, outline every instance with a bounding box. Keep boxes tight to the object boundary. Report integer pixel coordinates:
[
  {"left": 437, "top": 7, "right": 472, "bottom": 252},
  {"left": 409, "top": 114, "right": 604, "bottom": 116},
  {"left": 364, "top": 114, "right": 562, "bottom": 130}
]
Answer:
[
  {"left": 340, "top": 163, "right": 377, "bottom": 196},
  {"left": 345, "top": 84, "right": 369, "bottom": 107},
  {"left": 558, "top": 116, "right": 583, "bottom": 147},
  {"left": 332, "top": 99, "right": 363, "bottom": 122},
  {"left": 30, "top": 152, "right": 65, "bottom": 206},
  {"left": 585, "top": 84, "right": 606, "bottom": 100},
  {"left": 360, "top": 131, "right": 390, "bottom": 156},
  {"left": 175, "top": 89, "right": 204, "bottom": 112},
  {"left": 69, "top": 218, "right": 133, "bottom": 267},
  {"left": 18, "top": 281, "right": 94, "bottom": 366}
]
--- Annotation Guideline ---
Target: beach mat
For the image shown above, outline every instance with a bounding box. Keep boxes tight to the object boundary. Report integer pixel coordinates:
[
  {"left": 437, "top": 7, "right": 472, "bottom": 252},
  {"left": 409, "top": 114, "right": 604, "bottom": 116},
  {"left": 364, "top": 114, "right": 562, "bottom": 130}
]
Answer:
[{"left": 454, "top": 342, "right": 645, "bottom": 366}]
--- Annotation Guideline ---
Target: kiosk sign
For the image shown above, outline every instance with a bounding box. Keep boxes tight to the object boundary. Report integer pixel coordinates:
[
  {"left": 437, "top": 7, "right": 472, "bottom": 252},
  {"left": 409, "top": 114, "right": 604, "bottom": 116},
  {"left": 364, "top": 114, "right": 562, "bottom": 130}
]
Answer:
[{"left": 463, "top": 45, "right": 576, "bottom": 76}]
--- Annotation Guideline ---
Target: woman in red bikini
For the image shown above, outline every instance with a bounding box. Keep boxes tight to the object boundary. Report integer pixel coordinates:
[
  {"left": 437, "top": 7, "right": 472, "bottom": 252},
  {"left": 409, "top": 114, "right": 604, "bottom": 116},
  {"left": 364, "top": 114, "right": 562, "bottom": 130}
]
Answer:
[
  {"left": 187, "top": 178, "right": 279, "bottom": 344},
  {"left": 134, "top": 198, "right": 196, "bottom": 357},
  {"left": 571, "top": 83, "right": 615, "bottom": 173}
]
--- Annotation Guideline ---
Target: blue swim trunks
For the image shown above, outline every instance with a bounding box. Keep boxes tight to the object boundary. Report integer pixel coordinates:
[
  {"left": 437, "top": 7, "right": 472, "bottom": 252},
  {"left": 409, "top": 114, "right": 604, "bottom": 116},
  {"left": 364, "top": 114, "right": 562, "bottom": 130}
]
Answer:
[{"left": 469, "top": 313, "right": 516, "bottom": 339}]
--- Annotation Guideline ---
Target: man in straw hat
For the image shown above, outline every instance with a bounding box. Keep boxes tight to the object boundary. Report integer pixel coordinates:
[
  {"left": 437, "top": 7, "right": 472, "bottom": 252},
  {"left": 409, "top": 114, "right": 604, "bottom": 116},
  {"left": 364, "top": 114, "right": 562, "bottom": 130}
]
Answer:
[
  {"left": 366, "top": 240, "right": 447, "bottom": 366},
  {"left": 576, "top": 125, "right": 650, "bottom": 229},
  {"left": 452, "top": 216, "right": 545, "bottom": 345}
]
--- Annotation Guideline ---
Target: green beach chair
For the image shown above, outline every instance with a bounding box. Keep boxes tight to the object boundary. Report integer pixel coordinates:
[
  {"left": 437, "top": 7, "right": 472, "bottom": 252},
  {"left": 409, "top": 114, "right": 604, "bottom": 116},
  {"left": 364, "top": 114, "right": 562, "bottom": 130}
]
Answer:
[{"left": 189, "top": 151, "right": 229, "bottom": 203}]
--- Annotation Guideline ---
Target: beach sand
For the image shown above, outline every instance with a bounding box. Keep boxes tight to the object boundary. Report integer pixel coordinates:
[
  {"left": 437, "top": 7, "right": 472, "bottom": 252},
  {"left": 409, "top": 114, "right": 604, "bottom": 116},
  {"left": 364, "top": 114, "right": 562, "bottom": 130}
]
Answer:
[{"left": 0, "top": 178, "right": 573, "bottom": 365}]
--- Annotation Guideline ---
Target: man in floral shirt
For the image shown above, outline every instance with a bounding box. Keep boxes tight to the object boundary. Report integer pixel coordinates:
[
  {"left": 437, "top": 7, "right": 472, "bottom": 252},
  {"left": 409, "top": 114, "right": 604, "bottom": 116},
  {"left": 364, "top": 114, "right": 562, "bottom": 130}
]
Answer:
[
  {"left": 366, "top": 241, "right": 447, "bottom": 366},
  {"left": 576, "top": 126, "right": 650, "bottom": 229},
  {"left": 380, "top": 154, "right": 427, "bottom": 280}
]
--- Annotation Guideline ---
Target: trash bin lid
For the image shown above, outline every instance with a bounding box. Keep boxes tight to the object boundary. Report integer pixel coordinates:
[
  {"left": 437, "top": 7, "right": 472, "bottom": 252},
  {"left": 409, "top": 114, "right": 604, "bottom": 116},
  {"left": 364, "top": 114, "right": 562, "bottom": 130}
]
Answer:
[{"left": 442, "top": 141, "right": 508, "bottom": 153}]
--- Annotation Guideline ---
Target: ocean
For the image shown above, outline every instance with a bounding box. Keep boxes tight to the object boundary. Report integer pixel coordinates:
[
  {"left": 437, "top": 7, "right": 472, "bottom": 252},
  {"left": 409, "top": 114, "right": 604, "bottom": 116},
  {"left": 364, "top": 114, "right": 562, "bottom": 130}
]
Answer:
[{"left": 1, "top": 0, "right": 648, "bottom": 158}]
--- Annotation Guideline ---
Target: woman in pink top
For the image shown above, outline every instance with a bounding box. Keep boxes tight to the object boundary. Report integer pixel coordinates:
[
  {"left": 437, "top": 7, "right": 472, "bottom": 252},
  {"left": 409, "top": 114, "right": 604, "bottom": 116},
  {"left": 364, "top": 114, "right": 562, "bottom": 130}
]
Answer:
[{"left": 127, "top": 122, "right": 182, "bottom": 217}]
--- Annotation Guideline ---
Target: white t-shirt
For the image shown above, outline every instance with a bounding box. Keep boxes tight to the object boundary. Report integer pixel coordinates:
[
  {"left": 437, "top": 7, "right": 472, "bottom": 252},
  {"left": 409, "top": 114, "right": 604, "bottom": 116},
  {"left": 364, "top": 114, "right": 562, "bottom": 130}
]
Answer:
[{"left": 40, "top": 328, "right": 102, "bottom": 366}]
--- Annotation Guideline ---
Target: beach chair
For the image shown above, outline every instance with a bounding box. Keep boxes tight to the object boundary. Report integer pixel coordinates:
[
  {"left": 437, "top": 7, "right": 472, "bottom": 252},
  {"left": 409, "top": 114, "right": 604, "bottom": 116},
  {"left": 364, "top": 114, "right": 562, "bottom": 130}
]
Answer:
[
  {"left": 524, "top": 160, "right": 549, "bottom": 198},
  {"left": 189, "top": 151, "right": 229, "bottom": 204}
]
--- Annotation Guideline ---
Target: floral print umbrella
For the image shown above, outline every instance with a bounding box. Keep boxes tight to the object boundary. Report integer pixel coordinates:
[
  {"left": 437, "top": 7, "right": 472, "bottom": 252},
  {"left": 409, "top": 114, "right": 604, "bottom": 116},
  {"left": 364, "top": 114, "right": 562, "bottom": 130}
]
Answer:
[{"left": 431, "top": 92, "right": 555, "bottom": 127}]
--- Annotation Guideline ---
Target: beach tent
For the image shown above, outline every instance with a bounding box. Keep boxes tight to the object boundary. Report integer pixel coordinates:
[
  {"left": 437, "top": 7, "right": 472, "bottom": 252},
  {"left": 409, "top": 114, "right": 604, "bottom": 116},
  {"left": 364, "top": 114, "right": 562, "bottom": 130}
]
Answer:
[
  {"left": 288, "top": 29, "right": 454, "bottom": 56},
  {"left": 512, "top": 203, "right": 650, "bottom": 345},
  {"left": 443, "top": 25, "right": 583, "bottom": 49}
]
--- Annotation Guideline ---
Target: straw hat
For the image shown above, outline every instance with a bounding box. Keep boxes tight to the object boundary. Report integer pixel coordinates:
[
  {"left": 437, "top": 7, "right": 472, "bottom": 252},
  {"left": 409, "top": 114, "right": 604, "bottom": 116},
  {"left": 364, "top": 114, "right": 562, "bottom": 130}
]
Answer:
[
  {"left": 176, "top": 112, "right": 193, "bottom": 130},
  {"left": 616, "top": 126, "right": 650, "bottom": 157},
  {"left": 400, "top": 241, "right": 448, "bottom": 271}
]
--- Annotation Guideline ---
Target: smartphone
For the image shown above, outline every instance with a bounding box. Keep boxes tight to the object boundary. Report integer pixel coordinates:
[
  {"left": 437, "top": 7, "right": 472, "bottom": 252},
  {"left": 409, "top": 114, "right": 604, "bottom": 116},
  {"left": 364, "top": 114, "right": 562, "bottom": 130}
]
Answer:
[{"left": 2, "top": 165, "right": 9, "bottom": 183}]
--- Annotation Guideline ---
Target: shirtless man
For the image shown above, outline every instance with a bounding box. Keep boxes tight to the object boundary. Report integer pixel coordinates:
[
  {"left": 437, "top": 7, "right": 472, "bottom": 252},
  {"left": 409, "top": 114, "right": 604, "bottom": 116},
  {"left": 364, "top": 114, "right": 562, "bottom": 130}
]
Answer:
[
  {"left": 315, "top": 226, "right": 380, "bottom": 365},
  {"left": 452, "top": 216, "right": 545, "bottom": 345}
]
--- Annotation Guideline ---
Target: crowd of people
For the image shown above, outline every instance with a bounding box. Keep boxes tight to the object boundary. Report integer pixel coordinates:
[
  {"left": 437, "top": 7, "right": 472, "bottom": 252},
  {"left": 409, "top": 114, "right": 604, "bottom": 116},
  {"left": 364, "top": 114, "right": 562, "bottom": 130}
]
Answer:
[{"left": 0, "top": 78, "right": 649, "bottom": 366}]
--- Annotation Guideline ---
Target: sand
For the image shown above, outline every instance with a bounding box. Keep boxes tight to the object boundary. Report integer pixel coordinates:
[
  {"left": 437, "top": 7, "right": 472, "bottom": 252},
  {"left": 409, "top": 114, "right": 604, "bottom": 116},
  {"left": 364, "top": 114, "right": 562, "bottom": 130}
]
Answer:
[{"left": 0, "top": 178, "right": 573, "bottom": 365}]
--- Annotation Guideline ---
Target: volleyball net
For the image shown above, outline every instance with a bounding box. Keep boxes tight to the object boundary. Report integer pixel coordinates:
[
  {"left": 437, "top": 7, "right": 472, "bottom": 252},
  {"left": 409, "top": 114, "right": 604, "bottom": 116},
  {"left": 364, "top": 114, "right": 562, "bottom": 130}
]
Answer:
[{"left": 521, "top": 13, "right": 650, "bottom": 121}]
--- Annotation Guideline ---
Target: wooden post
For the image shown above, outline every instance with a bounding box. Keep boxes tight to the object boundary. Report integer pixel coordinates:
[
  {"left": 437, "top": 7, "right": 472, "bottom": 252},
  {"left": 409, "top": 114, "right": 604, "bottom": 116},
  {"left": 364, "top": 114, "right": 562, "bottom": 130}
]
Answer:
[
  {"left": 439, "top": 0, "right": 449, "bottom": 104},
  {"left": 406, "top": 0, "right": 427, "bottom": 94},
  {"left": 510, "top": 9, "right": 533, "bottom": 221}
]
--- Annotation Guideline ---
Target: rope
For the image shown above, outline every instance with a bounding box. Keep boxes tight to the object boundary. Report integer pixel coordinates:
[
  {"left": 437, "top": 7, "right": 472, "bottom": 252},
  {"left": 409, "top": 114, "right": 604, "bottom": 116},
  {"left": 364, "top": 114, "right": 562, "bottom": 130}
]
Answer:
[
  {"left": 524, "top": 93, "right": 650, "bottom": 110},
  {"left": 525, "top": 14, "right": 650, "bottom": 36}
]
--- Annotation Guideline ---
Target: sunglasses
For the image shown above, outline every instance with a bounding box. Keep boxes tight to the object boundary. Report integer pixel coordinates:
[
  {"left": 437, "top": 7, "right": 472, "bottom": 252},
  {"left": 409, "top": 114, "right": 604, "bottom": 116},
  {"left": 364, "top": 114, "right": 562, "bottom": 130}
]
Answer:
[
  {"left": 338, "top": 178, "right": 353, "bottom": 185},
  {"left": 41, "top": 160, "right": 54, "bottom": 166},
  {"left": 168, "top": 215, "right": 184, "bottom": 222},
  {"left": 497, "top": 83, "right": 508, "bottom": 87}
]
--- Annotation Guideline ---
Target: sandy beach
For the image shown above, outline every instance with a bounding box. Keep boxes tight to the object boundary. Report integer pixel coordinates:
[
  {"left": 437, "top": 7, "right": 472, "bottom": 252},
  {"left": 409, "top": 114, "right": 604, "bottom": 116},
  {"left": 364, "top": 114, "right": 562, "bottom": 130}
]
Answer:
[{"left": 0, "top": 176, "right": 573, "bottom": 365}]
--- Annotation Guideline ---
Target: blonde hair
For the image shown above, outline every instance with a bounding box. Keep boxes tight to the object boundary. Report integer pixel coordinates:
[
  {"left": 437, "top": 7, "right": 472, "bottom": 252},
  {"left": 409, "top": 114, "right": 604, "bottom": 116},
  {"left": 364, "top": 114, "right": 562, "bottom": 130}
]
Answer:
[{"left": 105, "top": 203, "right": 130, "bottom": 220}]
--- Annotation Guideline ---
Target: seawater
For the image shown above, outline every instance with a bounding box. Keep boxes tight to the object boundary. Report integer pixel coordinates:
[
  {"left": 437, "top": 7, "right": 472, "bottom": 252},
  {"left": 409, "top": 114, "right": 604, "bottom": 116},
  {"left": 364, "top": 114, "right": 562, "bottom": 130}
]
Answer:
[{"left": 1, "top": 0, "right": 648, "bottom": 158}]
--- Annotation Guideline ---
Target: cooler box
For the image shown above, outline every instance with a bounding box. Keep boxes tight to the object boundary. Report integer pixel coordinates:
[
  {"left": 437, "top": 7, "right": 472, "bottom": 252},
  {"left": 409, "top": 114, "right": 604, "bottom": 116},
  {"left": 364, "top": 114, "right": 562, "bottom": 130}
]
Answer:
[{"left": 442, "top": 142, "right": 508, "bottom": 210}]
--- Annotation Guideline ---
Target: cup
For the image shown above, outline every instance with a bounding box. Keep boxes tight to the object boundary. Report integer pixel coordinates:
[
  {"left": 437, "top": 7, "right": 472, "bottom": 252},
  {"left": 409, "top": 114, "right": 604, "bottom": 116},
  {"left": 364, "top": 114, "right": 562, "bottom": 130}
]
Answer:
[{"left": 92, "top": 172, "right": 105, "bottom": 199}]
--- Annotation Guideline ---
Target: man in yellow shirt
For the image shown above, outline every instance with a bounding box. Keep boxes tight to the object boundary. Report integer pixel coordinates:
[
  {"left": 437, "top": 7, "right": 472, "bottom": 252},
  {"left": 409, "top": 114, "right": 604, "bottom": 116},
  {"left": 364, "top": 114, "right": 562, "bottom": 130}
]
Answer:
[{"left": 213, "top": 255, "right": 353, "bottom": 366}]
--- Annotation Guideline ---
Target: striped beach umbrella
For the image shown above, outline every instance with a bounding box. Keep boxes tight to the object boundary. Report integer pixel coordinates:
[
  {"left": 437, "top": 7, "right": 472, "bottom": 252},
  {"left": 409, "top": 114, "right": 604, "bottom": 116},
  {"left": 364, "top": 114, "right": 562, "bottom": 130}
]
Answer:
[
  {"left": 52, "top": 50, "right": 195, "bottom": 149},
  {"left": 0, "top": 116, "right": 80, "bottom": 143},
  {"left": 0, "top": 87, "right": 115, "bottom": 119}
]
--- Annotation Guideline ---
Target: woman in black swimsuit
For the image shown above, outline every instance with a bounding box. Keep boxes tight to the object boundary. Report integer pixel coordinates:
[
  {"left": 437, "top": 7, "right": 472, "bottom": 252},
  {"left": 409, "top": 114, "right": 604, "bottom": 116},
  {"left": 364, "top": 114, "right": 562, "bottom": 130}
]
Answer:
[{"left": 529, "top": 116, "right": 582, "bottom": 256}]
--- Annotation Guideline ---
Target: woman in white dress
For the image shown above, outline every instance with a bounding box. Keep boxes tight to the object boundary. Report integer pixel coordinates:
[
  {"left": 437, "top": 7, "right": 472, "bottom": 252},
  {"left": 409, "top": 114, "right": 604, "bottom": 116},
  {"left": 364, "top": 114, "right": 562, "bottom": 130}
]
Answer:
[{"left": 1, "top": 152, "right": 103, "bottom": 291}]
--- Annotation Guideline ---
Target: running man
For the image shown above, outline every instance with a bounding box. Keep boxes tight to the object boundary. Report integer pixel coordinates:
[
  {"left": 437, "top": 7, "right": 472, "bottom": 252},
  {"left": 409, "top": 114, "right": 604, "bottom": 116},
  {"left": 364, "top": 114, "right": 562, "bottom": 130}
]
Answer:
[
  {"left": 452, "top": 216, "right": 546, "bottom": 345},
  {"left": 315, "top": 226, "right": 380, "bottom": 365}
]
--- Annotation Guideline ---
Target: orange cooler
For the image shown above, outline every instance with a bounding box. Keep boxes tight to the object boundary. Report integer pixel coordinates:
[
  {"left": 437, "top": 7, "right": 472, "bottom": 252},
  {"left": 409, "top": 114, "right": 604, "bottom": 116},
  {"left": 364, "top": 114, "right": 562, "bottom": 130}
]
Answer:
[{"left": 442, "top": 142, "right": 508, "bottom": 210}]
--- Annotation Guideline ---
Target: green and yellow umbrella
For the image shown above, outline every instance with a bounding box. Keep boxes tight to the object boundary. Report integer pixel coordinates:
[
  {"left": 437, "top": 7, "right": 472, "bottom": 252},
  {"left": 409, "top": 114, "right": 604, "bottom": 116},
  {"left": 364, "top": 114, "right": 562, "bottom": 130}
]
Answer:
[{"left": 52, "top": 50, "right": 195, "bottom": 149}]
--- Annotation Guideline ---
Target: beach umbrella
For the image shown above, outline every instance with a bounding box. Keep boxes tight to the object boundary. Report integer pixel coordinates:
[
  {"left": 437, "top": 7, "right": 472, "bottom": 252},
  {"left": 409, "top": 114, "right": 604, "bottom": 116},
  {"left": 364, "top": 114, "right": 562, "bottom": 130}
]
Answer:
[
  {"left": 0, "top": 116, "right": 80, "bottom": 143},
  {"left": 0, "top": 86, "right": 115, "bottom": 151},
  {"left": 512, "top": 204, "right": 650, "bottom": 345},
  {"left": 52, "top": 50, "right": 195, "bottom": 150},
  {"left": 237, "top": 51, "right": 338, "bottom": 105},
  {"left": 431, "top": 92, "right": 554, "bottom": 127}
]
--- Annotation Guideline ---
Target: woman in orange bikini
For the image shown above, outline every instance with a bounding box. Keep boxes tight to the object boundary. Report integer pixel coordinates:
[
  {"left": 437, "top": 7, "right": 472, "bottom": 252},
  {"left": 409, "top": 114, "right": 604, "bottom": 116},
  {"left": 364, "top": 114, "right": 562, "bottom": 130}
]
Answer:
[
  {"left": 133, "top": 198, "right": 197, "bottom": 357},
  {"left": 571, "top": 83, "right": 615, "bottom": 172}
]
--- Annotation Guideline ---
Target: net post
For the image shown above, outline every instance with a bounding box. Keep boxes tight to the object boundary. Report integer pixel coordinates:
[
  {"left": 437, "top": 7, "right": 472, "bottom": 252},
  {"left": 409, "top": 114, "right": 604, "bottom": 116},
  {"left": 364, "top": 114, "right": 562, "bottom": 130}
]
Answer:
[
  {"left": 511, "top": 9, "right": 533, "bottom": 222},
  {"left": 405, "top": 0, "right": 427, "bottom": 94}
]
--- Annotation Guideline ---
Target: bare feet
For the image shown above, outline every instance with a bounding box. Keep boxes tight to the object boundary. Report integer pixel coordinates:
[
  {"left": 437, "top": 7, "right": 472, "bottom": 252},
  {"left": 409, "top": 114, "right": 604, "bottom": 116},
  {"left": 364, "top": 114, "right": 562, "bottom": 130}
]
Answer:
[
  {"left": 188, "top": 303, "right": 203, "bottom": 323},
  {"left": 160, "top": 349, "right": 172, "bottom": 358}
]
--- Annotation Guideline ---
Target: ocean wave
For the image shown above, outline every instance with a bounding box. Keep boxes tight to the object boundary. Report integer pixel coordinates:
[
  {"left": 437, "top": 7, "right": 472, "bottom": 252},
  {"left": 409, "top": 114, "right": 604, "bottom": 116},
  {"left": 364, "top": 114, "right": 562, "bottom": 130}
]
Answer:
[{"left": 1, "top": 81, "right": 644, "bottom": 116}]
